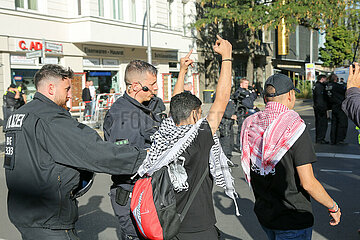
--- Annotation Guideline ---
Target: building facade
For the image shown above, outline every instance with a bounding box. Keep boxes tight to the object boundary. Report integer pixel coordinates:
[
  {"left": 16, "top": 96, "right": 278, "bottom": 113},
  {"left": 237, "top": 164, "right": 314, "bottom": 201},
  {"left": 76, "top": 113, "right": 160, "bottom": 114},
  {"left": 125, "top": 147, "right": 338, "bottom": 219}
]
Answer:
[{"left": 0, "top": 0, "right": 199, "bottom": 116}]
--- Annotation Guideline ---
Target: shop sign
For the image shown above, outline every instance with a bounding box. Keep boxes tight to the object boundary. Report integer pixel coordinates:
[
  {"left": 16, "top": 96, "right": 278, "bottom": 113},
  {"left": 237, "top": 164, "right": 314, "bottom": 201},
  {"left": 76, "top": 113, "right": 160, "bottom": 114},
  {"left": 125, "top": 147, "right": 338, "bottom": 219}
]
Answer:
[
  {"left": 26, "top": 50, "right": 42, "bottom": 59},
  {"left": 153, "top": 51, "right": 178, "bottom": 61},
  {"left": 13, "top": 75, "right": 23, "bottom": 81},
  {"left": 15, "top": 39, "right": 63, "bottom": 54},
  {"left": 83, "top": 58, "right": 100, "bottom": 66},
  {"left": 83, "top": 45, "right": 124, "bottom": 56},
  {"left": 103, "top": 59, "right": 119, "bottom": 66},
  {"left": 11, "top": 55, "right": 35, "bottom": 65}
]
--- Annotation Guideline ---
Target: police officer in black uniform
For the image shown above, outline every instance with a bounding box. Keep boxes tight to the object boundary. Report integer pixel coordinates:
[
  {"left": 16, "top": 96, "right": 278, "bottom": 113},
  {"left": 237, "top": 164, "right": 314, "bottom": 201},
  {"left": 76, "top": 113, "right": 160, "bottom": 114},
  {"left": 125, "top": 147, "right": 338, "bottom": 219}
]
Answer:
[
  {"left": 325, "top": 73, "right": 348, "bottom": 144},
  {"left": 103, "top": 60, "right": 161, "bottom": 240},
  {"left": 3, "top": 84, "right": 20, "bottom": 129},
  {"left": 144, "top": 95, "right": 167, "bottom": 120},
  {"left": 313, "top": 74, "right": 329, "bottom": 144},
  {"left": 3, "top": 64, "right": 146, "bottom": 240},
  {"left": 218, "top": 97, "right": 236, "bottom": 160},
  {"left": 233, "top": 78, "right": 257, "bottom": 149}
]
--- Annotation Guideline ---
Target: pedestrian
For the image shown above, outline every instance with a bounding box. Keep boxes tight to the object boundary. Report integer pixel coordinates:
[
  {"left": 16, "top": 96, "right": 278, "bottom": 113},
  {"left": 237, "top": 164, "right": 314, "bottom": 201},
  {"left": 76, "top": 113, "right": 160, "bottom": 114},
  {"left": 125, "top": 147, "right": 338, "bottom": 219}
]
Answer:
[
  {"left": 102, "top": 60, "right": 161, "bottom": 239},
  {"left": 313, "top": 74, "right": 329, "bottom": 144},
  {"left": 2, "top": 83, "right": 20, "bottom": 129},
  {"left": 137, "top": 35, "right": 239, "bottom": 240},
  {"left": 89, "top": 80, "right": 96, "bottom": 116},
  {"left": 3, "top": 64, "right": 146, "bottom": 240},
  {"left": 82, "top": 80, "right": 92, "bottom": 120},
  {"left": 240, "top": 73, "right": 341, "bottom": 240},
  {"left": 325, "top": 73, "right": 348, "bottom": 144}
]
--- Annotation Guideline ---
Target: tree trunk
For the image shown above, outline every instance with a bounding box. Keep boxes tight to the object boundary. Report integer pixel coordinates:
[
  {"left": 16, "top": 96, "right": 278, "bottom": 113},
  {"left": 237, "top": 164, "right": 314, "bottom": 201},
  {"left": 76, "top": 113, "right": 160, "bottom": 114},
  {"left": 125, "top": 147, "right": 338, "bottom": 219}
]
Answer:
[{"left": 246, "top": 29, "right": 255, "bottom": 84}]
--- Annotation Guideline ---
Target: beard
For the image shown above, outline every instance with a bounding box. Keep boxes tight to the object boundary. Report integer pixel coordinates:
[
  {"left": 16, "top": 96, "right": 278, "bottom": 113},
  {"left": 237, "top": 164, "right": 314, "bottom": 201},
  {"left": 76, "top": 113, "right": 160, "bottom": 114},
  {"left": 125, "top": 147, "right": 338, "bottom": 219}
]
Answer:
[{"left": 54, "top": 96, "right": 69, "bottom": 110}]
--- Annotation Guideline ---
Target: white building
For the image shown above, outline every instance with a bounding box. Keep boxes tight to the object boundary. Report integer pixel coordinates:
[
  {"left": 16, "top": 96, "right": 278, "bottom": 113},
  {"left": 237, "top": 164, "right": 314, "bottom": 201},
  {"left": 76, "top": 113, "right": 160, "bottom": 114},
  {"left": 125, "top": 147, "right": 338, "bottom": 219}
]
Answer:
[{"left": 0, "top": 0, "right": 199, "bottom": 114}]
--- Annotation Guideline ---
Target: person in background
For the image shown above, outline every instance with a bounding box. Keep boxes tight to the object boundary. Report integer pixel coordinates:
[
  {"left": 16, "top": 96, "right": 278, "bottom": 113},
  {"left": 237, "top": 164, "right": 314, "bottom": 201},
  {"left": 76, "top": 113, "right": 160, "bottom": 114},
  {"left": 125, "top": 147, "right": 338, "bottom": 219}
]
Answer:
[
  {"left": 89, "top": 80, "right": 96, "bottom": 116},
  {"left": 240, "top": 73, "right": 341, "bottom": 240},
  {"left": 82, "top": 81, "right": 92, "bottom": 121},
  {"left": 3, "top": 83, "right": 20, "bottom": 129},
  {"left": 325, "top": 74, "right": 348, "bottom": 145},
  {"left": 313, "top": 74, "right": 329, "bottom": 144}
]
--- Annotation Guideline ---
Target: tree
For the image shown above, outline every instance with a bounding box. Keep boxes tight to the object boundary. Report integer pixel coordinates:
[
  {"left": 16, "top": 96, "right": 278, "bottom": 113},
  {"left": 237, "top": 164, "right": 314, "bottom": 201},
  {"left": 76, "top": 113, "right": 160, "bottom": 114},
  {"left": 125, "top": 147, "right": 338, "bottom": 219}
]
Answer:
[
  {"left": 319, "top": 26, "right": 355, "bottom": 67},
  {"left": 195, "top": 0, "right": 352, "bottom": 83}
]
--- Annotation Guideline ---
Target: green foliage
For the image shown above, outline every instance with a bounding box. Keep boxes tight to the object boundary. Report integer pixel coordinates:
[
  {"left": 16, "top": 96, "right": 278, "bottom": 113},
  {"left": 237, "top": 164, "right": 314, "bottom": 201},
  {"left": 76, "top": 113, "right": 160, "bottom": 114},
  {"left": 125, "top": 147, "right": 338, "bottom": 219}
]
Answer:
[
  {"left": 296, "top": 79, "right": 312, "bottom": 99},
  {"left": 319, "top": 26, "right": 355, "bottom": 67},
  {"left": 195, "top": 0, "right": 352, "bottom": 32}
]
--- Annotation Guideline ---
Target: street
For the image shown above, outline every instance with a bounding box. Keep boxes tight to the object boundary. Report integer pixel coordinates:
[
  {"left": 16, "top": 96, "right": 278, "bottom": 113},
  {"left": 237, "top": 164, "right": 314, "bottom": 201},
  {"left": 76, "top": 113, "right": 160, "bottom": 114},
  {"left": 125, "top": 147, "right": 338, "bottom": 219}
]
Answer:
[{"left": 0, "top": 99, "right": 359, "bottom": 240}]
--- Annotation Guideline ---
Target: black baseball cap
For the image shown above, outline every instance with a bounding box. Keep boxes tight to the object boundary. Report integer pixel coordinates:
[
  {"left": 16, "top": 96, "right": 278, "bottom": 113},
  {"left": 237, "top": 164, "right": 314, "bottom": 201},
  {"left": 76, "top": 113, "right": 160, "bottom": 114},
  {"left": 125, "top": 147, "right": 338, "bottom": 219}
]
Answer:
[{"left": 264, "top": 74, "right": 300, "bottom": 97}]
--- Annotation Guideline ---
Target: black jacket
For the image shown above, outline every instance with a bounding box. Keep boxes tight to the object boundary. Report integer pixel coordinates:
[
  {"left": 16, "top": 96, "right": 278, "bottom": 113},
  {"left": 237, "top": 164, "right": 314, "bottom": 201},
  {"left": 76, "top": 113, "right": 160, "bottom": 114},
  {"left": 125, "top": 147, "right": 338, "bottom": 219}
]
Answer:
[
  {"left": 233, "top": 88, "right": 257, "bottom": 109},
  {"left": 325, "top": 82, "right": 346, "bottom": 108},
  {"left": 103, "top": 92, "right": 160, "bottom": 184},
  {"left": 4, "top": 92, "right": 146, "bottom": 229},
  {"left": 82, "top": 88, "right": 91, "bottom": 102},
  {"left": 312, "top": 81, "right": 328, "bottom": 110}
]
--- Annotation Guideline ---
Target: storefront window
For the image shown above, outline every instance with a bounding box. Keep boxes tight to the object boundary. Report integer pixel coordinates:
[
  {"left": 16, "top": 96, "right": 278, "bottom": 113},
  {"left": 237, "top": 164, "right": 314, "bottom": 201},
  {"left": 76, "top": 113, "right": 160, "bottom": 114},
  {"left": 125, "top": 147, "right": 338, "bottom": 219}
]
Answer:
[
  {"left": 11, "top": 69, "right": 38, "bottom": 102},
  {"left": 85, "top": 71, "right": 118, "bottom": 94},
  {"left": 15, "top": 0, "right": 37, "bottom": 10}
]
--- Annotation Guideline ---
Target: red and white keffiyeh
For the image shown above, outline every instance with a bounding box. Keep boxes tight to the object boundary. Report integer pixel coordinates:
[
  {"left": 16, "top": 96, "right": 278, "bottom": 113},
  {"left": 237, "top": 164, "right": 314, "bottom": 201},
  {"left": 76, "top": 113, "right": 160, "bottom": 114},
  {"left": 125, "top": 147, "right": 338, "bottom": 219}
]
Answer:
[{"left": 240, "top": 102, "right": 306, "bottom": 183}]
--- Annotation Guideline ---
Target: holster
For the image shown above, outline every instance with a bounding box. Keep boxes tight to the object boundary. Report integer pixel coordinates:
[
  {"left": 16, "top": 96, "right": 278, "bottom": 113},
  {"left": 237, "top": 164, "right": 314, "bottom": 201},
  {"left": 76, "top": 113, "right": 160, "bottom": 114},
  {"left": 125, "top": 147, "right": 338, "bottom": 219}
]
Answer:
[{"left": 115, "top": 186, "right": 131, "bottom": 206}]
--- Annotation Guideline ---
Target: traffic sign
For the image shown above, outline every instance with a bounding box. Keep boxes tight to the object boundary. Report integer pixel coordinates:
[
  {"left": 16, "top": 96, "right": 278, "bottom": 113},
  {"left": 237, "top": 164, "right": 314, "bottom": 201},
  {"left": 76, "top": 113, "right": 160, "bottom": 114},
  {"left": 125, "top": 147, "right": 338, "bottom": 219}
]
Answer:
[
  {"left": 45, "top": 42, "right": 62, "bottom": 52},
  {"left": 26, "top": 50, "right": 42, "bottom": 59}
]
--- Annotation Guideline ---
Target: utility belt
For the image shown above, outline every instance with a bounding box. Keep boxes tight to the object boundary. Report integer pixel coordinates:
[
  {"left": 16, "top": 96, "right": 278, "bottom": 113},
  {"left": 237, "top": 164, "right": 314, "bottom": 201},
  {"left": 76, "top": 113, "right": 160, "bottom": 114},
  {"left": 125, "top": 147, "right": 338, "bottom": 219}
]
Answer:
[{"left": 111, "top": 184, "right": 134, "bottom": 206}]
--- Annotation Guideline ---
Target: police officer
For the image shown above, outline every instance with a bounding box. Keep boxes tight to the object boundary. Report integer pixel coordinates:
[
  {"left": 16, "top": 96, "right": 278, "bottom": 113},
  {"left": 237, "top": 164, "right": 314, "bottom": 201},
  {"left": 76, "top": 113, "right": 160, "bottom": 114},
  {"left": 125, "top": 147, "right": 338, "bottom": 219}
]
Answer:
[
  {"left": 326, "top": 73, "right": 348, "bottom": 144},
  {"left": 3, "top": 83, "right": 20, "bottom": 129},
  {"left": 218, "top": 98, "right": 236, "bottom": 160},
  {"left": 144, "top": 95, "right": 167, "bottom": 120},
  {"left": 313, "top": 74, "right": 329, "bottom": 144},
  {"left": 3, "top": 64, "right": 146, "bottom": 240},
  {"left": 103, "top": 60, "right": 161, "bottom": 240},
  {"left": 233, "top": 78, "right": 257, "bottom": 149}
]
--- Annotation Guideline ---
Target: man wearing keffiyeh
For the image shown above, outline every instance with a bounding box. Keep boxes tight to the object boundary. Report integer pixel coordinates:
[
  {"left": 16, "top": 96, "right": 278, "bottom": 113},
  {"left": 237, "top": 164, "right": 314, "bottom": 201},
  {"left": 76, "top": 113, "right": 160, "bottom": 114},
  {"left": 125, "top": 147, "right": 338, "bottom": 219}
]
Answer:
[
  {"left": 137, "top": 35, "right": 239, "bottom": 240},
  {"left": 240, "top": 74, "right": 341, "bottom": 240}
]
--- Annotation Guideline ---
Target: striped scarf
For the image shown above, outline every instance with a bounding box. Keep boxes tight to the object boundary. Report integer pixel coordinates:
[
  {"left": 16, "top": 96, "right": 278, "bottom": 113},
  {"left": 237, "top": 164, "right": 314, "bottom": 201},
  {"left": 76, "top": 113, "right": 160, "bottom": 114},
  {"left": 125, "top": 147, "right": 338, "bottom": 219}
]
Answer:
[
  {"left": 240, "top": 102, "right": 306, "bottom": 183},
  {"left": 137, "top": 117, "right": 240, "bottom": 216}
]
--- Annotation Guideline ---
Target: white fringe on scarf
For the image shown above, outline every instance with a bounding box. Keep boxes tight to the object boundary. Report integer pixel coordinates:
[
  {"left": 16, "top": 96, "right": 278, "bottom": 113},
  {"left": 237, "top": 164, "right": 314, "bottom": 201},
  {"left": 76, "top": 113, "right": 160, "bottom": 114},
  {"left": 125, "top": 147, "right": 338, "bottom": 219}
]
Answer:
[{"left": 137, "top": 117, "right": 240, "bottom": 216}]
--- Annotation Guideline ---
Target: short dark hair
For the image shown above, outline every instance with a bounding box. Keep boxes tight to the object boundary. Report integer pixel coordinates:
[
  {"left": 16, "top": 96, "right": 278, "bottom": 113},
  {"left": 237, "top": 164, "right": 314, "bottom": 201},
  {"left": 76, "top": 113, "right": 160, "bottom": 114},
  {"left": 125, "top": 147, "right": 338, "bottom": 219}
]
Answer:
[
  {"left": 329, "top": 73, "right": 338, "bottom": 83},
  {"left": 170, "top": 92, "right": 202, "bottom": 125},
  {"left": 124, "top": 60, "right": 157, "bottom": 85},
  {"left": 264, "top": 85, "right": 276, "bottom": 102},
  {"left": 34, "top": 64, "right": 74, "bottom": 89}
]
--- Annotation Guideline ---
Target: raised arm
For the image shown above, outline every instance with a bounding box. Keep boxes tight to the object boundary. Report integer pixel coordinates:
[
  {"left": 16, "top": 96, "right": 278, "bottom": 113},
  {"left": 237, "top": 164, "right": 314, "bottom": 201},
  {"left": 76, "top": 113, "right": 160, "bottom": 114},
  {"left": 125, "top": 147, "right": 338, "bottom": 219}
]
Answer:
[
  {"left": 172, "top": 49, "right": 194, "bottom": 96},
  {"left": 342, "top": 62, "right": 360, "bottom": 127},
  {"left": 207, "top": 35, "right": 232, "bottom": 135}
]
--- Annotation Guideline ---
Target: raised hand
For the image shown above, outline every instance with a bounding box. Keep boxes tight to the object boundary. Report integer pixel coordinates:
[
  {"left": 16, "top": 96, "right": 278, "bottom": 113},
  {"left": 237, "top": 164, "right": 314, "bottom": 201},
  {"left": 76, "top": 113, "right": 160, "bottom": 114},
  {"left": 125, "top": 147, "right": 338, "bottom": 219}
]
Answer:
[
  {"left": 347, "top": 62, "right": 360, "bottom": 89},
  {"left": 180, "top": 49, "right": 194, "bottom": 73},
  {"left": 213, "top": 35, "right": 232, "bottom": 60}
]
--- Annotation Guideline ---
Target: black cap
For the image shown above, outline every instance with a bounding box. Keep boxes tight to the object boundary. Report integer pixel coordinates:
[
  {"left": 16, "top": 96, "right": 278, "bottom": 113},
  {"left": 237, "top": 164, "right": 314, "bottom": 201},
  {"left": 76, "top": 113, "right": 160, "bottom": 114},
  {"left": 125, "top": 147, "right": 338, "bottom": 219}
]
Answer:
[
  {"left": 9, "top": 83, "right": 16, "bottom": 88},
  {"left": 264, "top": 74, "right": 300, "bottom": 97}
]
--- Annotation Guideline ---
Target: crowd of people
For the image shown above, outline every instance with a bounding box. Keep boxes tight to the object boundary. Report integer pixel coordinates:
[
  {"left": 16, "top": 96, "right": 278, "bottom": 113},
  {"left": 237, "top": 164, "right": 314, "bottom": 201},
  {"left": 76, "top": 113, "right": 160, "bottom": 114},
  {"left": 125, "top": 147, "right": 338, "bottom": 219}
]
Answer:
[{"left": 5, "top": 35, "right": 360, "bottom": 240}]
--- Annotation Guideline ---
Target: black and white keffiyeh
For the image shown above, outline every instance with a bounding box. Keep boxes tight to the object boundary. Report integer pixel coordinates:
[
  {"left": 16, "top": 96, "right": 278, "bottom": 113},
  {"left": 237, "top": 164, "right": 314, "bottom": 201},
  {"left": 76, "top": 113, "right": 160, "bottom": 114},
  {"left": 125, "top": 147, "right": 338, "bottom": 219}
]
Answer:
[{"left": 137, "top": 117, "right": 240, "bottom": 216}]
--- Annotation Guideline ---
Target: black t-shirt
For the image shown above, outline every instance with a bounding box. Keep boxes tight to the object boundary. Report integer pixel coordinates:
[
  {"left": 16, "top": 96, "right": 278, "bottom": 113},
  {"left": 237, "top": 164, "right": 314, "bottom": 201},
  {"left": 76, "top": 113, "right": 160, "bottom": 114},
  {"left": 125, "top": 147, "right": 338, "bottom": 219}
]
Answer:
[
  {"left": 175, "top": 120, "right": 216, "bottom": 232},
  {"left": 250, "top": 129, "right": 317, "bottom": 230}
]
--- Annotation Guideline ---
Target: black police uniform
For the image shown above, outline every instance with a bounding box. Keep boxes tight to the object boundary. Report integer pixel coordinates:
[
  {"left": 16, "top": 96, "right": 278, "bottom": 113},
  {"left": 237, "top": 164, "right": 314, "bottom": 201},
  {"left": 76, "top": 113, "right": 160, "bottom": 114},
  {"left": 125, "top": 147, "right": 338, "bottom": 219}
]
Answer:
[
  {"left": 3, "top": 92, "right": 146, "bottom": 240},
  {"left": 103, "top": 92, "right": 161, "bottom": 239},
  {"left": 3, "top": 90, "right": 20, "bottom": 129},
  {"left": 233, "top": 87, "right": 257, "bottom": 148},
  {"left": 313, "top": 81, "right": 329, "bottom": 143},
  {"left": 144, "top": 95, "right": 166, "bottom": 119},
  {"left": 325, "top": 82, "right": 348, "bottom": 144},
  {"left": 219, "top": 99, "right": 236, "bottom": 159}
]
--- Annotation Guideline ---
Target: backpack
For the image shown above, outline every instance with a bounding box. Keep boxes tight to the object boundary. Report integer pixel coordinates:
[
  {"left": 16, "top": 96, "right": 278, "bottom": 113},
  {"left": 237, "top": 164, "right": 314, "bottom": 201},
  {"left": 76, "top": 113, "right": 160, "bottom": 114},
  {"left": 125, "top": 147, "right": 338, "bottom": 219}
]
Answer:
[{"left": 130, "top": 165, "right": 208, "bottom": 240}]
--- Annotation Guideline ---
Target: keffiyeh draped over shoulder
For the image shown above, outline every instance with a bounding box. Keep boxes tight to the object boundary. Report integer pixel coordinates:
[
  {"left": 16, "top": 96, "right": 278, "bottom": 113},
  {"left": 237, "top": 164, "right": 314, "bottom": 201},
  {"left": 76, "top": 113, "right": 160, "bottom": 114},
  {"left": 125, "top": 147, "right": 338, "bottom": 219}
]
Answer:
[
  {"left": 137, "top": 117, "right": 240, "bottom": 216},
  {"left": 240, "top": 102, "right": 306, "bottom": 183}
]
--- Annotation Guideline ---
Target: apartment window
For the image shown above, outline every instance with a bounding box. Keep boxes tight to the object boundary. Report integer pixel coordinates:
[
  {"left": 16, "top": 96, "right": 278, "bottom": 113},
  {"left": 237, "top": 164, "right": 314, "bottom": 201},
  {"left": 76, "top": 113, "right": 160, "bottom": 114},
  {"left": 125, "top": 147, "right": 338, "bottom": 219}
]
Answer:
[
  {"left": 130, "top": 0, "right": 136, "bottom": 22},
  {"left": 78, "top": 0, "right": 82, "bottom": 15},
  {"left": 98, "top": 0, "right": 104, "bottom": 17},
  {"left": 15, "top": 0, "right": 38, "bottom": 10},
  {"left": 113, "top": 0, "right": 123, "bottom": 20},
  {"left": 168, "top": 0, "right": 173, "bottom": 29}
]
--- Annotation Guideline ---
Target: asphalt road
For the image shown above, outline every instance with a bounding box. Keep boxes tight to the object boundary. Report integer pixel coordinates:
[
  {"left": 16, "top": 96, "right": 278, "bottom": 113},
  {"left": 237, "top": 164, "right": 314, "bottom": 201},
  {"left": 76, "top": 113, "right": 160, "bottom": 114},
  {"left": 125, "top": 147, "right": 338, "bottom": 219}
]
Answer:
[{"left": 0, "top": 99, "right": 359, "bottom": 240}]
